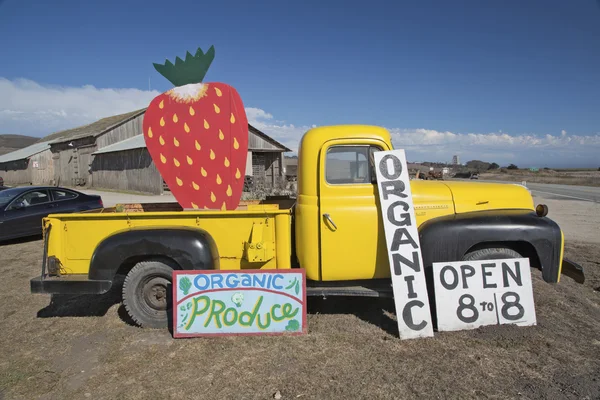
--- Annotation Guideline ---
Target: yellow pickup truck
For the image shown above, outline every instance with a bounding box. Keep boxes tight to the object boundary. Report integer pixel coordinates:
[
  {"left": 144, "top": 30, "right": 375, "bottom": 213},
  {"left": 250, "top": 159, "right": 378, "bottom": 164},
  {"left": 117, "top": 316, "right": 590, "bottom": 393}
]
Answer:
[{"left": 30, "top": 125, "right": 584, "bottom": 328}]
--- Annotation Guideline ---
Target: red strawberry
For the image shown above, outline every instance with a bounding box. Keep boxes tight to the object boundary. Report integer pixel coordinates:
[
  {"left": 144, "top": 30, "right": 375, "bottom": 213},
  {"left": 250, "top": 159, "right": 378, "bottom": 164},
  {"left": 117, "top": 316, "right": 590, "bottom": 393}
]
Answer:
[{"left": 143, "top": 46, "right": 248, "bottom": 210}]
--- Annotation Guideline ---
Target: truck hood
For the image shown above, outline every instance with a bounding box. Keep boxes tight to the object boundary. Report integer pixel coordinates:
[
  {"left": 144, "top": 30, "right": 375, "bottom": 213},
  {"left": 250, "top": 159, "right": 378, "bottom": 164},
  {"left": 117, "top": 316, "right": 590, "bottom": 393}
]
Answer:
[
  {"left": 411, "top": 180, "right": 535, "bottom": 215},
  {"left": 443, "top": 181, "right": 534, "bottom": 213}
]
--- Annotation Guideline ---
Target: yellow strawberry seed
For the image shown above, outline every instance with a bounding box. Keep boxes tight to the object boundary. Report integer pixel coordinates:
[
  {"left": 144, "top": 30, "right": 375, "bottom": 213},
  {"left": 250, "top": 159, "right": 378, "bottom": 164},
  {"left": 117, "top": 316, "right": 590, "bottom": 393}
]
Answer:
[
  {"left": 214, "top": 104, "right": 220, "bottom": 114},
  {"left": 224, "top": 157, "right": 230, "bottom": 167},
  {"left": 174, "top": 137, "right": 180, "bottom": 147},
  {"left": 159, "top": 136, "right": 165, "bottom": 146},
  {"left": 219, "top": 130, "right": 224, "bottom": 140},
  {"left": 189, "top": 106, "right": 195, "bottom": 116},
  {"left": 204, "top": 119, "right": 210, "bottom": 129},
  {"left": 216, "top": 174, "right": 222, "bottom": 185},
  {"left": 235, "top": 168, "right": 241, "bottom": 179},
  {"left": 230, "top": 113, "right": 235, "bottom": 124},
  {"left": 211, "top": 192, "right": 216, "bottom": 202},
  {"left": 187, "top": 156, "right": 193, "bottom": 165},
  {"left": 201, "top": 167, "right": 207, "bottom": 177},
  {"left": 173, "top": 113, "right": 179, "bottom": 123},
  {"left": 215, "top": 87, "right": 222, "bottom": 97},
  {"left": 195, "top": 140, "right": 201, "bottom": 150},
  {"left": 160, "top": 154, "right": 166, "bottom": 164},
  {"left": 174, "top": 158, "right": 180, "bottom": 167},
  {"left": 160, "top": 117, "right": 165, "bottom": 127},
  {"left": 191, "top": 202, "right": 198, "bottom": 209},
  {"left": 184, "top": 123, "right": 190, "bottom": 133},
  {"left": 233, "top": 137, "right": 239, "bottom": 149},
  {"left": 176, "top": 177, "right": 183, "bottom": 186},
  {"left": 147, "top": 127, "right": 153, "bottom": 138},
  {"left": 210, "top": 149, "right": 215, "bottom": 160},
  {"left": 192, "top": 181, "right": 199, "bottom": 190},
  {"left": 221, "top": 202, "right": 227, "bottom": 211},
  {"left": 226, "top": 185, "right": 232, "bottom": 196},
  {"left": 159, "top": 100, "right": 164, "bottom": 109}
]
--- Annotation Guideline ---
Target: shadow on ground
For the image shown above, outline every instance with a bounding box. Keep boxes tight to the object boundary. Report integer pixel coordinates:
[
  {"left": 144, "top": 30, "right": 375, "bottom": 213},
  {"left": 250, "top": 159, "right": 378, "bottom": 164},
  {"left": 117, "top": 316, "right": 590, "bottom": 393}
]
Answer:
[{"left": 307, "top": 296, "right": 399, "bottom": 336}]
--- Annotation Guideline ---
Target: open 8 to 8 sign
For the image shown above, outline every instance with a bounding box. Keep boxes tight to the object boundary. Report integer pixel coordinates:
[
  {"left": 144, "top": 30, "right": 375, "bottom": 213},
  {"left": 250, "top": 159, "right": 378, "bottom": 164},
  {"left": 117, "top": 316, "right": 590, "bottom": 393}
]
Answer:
[{"left": 432, "top": 258, "right": 537, "bottom": 331}]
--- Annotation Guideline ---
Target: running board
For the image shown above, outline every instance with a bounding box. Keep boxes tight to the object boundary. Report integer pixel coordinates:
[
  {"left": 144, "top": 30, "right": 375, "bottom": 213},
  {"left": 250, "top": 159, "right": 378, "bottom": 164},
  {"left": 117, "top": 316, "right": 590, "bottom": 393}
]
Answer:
[{"left": 307, "top": 285, "right": 393, "bottom": 298}]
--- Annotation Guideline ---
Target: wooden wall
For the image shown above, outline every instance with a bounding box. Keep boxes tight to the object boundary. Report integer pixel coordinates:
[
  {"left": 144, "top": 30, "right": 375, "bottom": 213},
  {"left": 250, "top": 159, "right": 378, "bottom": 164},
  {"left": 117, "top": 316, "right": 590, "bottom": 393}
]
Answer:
[
  {"left": 0, "top": 150, "right": 54, "bottom": 186},
  {"left": 96, "top": 114, "right": 144, "bottom": 148},
  {"left": 90, "top": 148, "right": 163, "bottom": 194},
  {"left": 0, "top": 159, "right": 30, "bottom": 185},
  {"left": 30, "top": 150, "right": 54, "bottom": 185}
]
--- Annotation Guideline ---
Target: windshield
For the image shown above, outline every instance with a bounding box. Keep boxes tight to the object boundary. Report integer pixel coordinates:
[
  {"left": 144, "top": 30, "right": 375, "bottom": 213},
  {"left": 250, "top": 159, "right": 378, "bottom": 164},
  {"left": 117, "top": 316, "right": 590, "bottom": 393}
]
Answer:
[{"left": 0, "top": 189, "right": 20, "bottom": 208}]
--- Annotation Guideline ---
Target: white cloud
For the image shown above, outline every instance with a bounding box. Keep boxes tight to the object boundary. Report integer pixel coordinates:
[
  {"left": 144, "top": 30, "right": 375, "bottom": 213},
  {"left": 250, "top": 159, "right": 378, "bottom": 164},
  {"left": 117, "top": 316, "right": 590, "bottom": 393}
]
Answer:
[
  {"left": 1, "top": 78, "right": 599, "bottom": 167},
  {"left": 0, "top": 78, "right": 160, "bottom": 135}
]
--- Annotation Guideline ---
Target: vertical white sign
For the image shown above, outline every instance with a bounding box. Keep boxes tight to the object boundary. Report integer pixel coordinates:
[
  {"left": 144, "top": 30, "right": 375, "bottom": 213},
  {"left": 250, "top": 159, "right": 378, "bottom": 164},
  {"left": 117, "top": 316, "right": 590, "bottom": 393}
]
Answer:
[
  {"left": 373, "top": 149, "right": 434, "bottom": 340},
  {"left": 432, "top": 258, "right": 537, "bottom": 332}
]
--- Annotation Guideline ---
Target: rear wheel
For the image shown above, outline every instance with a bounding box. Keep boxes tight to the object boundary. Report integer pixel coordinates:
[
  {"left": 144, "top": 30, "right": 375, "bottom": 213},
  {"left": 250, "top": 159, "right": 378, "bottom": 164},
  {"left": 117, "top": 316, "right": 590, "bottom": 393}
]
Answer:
[
  {"left": 122, "top": 260, "right": 175, "bottom": 328},
  {"left": 463, "top": 247, "right": 522, "bottom": 261}
]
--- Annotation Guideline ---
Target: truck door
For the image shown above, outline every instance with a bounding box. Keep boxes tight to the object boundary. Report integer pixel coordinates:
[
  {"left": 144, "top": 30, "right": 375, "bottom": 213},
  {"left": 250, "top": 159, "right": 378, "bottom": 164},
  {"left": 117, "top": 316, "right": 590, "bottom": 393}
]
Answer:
[{"left": 319, "top": 139, "right": 391, "bottom": 281}]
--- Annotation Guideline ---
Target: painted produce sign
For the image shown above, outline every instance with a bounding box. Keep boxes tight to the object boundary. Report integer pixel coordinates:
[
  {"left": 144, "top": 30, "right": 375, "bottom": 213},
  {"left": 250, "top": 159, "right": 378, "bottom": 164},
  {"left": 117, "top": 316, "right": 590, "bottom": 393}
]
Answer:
[
  {"left": 432, "top": 258, "right": 537, "bottom": 332},
  {"left": 143, "top": 45, "right": 249, "bottom": 211},
  {"left": 173, "top": 270, "right": 307, "bottom": 338},
  {"left": 373, "top": 149, "right": 434, "bottom": 340}
]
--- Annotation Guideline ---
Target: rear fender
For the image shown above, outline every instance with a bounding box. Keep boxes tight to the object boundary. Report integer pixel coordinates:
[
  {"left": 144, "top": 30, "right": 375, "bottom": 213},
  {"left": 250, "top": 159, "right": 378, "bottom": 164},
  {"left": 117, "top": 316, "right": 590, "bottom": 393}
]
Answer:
[{"left": 89, "top": 226, "right": 220, "bottom": 281}]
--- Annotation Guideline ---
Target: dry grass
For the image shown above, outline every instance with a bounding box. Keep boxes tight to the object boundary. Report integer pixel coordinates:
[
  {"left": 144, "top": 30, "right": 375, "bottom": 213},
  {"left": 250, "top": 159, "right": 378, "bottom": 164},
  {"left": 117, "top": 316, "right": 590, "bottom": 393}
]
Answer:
[
  {"left": 480, "top": 170, "right": 600, "bottom": 187},
  {"left": 0, "top": 238, "right": 599, "bottom": 400}
]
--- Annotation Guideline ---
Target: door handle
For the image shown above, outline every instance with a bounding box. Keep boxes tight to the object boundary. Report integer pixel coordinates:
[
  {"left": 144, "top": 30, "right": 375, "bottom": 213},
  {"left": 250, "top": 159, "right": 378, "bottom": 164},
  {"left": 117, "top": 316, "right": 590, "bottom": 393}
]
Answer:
[{"left": 323, "top": 213, "right": 337, "bottom": 230}]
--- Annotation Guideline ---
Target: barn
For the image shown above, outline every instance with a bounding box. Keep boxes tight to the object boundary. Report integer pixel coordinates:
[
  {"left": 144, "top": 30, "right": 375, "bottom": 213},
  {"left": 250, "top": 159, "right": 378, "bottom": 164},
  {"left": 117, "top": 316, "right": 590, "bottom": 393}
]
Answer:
[
  {"left": 0, "top": 141, "right": 54, "bottom": 186},
  {"left": 46, "top": 109, "right": 145, "bottom": 187},
  {"left": 90, "top": 123, "right": 291, "bottom": 194}
]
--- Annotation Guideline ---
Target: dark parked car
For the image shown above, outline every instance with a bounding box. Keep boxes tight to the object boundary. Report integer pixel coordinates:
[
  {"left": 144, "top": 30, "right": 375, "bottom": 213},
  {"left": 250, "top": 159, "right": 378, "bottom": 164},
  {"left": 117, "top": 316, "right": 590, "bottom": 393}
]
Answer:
[
  {"left": 0, "top": 176, "right": 4, "bottom": 186},
  {"left": 0, "top": 186, "right": 103, "bottom": 242}
]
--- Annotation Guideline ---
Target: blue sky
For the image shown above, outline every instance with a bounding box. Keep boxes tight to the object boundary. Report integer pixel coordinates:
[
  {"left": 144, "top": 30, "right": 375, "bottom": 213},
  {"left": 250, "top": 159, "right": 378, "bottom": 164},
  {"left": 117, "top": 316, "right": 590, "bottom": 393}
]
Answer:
[{"left": 1, "top": 0, "right": 599, "bottom": 167}]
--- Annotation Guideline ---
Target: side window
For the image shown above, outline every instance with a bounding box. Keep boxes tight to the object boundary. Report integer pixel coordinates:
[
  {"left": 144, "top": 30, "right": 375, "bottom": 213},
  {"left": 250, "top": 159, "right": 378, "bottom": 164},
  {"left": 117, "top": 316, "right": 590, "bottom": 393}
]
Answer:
[
  {"left": 51, "top": 189, "right": 77, "bottom": 201},
  {"left": 326, "top": 145, "right": 381, "bottom": 185},
  {"left": 9, "top": 190, "right": 50, "bottom": 209}
]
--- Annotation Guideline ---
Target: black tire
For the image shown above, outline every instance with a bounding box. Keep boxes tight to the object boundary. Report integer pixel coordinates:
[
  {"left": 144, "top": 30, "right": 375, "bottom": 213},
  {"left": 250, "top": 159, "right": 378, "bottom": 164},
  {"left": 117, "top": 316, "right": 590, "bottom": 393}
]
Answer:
[
  {"left": 122, "top": 260, "right": 175, "bottom": 328},
  {"left": 463, "top": 247, "right": 522, "bottom": 261}
]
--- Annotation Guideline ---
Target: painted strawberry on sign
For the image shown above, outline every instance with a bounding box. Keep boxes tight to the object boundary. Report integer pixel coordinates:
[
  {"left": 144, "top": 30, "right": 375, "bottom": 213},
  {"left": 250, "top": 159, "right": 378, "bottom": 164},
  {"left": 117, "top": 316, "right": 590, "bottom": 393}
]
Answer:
[{"left": 143, "top": 45, "right": 248, "bottom": 210}]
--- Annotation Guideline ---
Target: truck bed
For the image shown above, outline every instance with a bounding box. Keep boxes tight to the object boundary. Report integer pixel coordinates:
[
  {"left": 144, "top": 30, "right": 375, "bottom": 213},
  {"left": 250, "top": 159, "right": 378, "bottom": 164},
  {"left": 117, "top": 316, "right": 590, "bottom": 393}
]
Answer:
[{"left": 44, "top": 198, "right": 295, "bottom": 275}]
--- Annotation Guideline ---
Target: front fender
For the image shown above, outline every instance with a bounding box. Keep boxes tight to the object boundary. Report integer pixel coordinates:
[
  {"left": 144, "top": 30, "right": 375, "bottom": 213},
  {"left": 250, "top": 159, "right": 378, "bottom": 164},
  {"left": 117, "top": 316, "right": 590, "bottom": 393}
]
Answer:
[
  {"left": 89, "top": 226, "right": 220, "bottom": 281},
  {"left": 418, "top": 209, "right": 563, "bottom": 283}
]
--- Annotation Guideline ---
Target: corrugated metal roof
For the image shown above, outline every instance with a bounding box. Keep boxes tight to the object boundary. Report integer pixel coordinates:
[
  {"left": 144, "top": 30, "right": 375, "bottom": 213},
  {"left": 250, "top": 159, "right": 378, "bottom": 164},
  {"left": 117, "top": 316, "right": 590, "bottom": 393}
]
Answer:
[
  {"left": 40, "top": 108, "right": 146, "bottom": 144},
  {"left": 92, "top": 134, "right": 146, "bottom": 155},
  {"left": 0, "top": 141, "right": 51, "bottom": 164},
  {"left": 93, "top": 123, "right": 291, "bottom": 156}
]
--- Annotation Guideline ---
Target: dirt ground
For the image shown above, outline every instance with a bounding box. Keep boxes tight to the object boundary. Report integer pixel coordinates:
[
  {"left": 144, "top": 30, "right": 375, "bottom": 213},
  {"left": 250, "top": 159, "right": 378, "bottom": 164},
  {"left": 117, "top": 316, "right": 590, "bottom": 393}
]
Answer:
[{"left": 1, "top": 217, "right": 599, "bottom": 399}]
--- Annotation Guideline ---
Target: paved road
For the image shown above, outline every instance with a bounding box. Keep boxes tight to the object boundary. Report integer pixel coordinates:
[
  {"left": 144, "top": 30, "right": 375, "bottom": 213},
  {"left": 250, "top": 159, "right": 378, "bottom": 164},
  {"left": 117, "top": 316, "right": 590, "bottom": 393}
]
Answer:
[
  {"left": 525, "top": 182, "right": 600, "bottom": 203},
  {"left": 451, "top": 178, "right": 600, "bottom": 203}
]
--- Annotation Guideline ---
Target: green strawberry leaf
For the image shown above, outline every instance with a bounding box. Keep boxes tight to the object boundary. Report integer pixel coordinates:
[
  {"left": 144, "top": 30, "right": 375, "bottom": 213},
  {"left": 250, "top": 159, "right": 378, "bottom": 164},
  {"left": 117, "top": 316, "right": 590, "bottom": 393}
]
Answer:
[
  {"left": 180, "top": 305, "right": 186, "bottom": 312},
  {"left": 295, "top": 281, "right": 300, "bottom": 296},
  {"left": 186, "top": 302, "right": 192, "bottom": 310}
]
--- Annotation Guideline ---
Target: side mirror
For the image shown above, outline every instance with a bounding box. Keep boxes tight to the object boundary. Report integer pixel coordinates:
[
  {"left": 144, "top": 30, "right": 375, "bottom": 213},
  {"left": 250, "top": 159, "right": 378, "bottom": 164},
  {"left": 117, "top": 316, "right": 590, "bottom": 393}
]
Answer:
[{"left": 370, "top": 173, "right": 378, "bottom": 184}]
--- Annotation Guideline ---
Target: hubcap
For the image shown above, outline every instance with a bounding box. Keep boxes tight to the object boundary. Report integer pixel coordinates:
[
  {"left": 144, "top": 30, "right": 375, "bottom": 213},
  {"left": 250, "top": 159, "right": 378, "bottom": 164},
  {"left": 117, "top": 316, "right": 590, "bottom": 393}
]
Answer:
[{"left": 142, "top": 276, "right": 169, "bottom": 311}]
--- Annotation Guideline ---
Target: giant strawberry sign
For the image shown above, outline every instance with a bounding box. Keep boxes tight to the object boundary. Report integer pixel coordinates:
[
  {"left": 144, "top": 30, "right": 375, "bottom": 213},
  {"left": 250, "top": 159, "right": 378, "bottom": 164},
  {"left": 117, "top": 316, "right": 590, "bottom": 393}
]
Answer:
[{"left": 143, "top": 45, "right": 249, "bottom": 210}]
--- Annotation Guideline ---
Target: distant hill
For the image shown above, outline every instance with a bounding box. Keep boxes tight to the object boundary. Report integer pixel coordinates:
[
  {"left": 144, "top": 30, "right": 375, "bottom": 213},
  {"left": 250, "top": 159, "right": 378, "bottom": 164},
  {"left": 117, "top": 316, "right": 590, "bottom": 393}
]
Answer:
[{"left": 0, "top": 134, "right": 39, "bottom": 156}]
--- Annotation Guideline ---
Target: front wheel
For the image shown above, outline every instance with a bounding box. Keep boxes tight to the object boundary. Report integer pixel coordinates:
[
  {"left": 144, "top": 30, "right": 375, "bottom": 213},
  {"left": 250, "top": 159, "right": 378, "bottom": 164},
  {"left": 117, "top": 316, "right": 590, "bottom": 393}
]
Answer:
[
  {"left": 462, "top": 247, "right": 522, "bottom": 261},
  {"left": 122, "top": 260, "right": 174, "bottom": 328}
]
